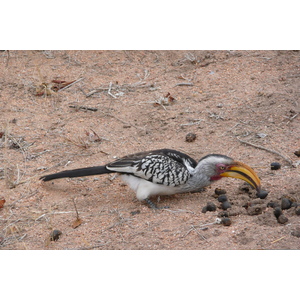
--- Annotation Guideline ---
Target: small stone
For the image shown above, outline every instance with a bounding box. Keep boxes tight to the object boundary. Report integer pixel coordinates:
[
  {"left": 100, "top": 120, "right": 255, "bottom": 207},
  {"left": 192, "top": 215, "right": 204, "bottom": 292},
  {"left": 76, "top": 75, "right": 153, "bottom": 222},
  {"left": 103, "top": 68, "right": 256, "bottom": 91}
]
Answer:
[
  {"left": 267, "top": 201, "right": 280, "bottom": 208},
  {"left": 277, "top": 214, "right": 288, "bottom": 224},
  {"left": 273, "top": 207, "right": 283, "bottom": 219},
  {"left": 218, "top": 211, "right": 229, "bottom": 218},
  {"left": 185, "top": 133, "right": 197, "bottom": 143},
  {"left": 294, "top": 150, "right": 300, "bottom": 157},
  {"left": 218, "top": 194, "right": 228, "bottom": 203},
  {"left": 221, "top": 201, "right": 231, "bottom": 210},
  {"left": 256, "top": 190, "right": 269, "bottom": 199},
  {"left": 247, "top": 205, "right": 263, "bottom": 215},
  {"left": 257, "top": 133, "right": 267, "bottom": 138},
  {"left": 291, "top": 228, "right": 300, "bottom": 238},
  {"left": 50, "top": 230, "right": 62, "bottom": 242},
  {"left": 271, "top": 162, "right": 281, "bottom": 170},
  {"left": 281, "top": 198, "right": 292, "bottom": 210},
  {"left": 206, "top": 202, "right": 217, "bottom": 212},
  {"left": 215, "top": 188, "right": 226, "bottom": 195},
  {"left": 221, "top": 217, "right": 232, "bottom": 226}
]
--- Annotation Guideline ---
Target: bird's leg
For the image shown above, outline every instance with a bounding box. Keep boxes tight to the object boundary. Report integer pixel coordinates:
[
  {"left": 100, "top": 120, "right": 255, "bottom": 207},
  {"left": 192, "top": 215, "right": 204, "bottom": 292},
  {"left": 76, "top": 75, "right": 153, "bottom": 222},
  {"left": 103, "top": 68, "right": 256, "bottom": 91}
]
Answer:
[{"left": 144, "top": 198, "right": 169, "bottom": 210}]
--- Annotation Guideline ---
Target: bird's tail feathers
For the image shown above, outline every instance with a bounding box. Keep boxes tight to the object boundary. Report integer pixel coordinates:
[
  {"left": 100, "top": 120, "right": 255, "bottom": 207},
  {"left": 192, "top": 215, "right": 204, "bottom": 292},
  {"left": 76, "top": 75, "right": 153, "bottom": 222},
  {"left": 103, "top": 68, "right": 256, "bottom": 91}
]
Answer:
[{"left": 40, "top": 166, "right": 114, "bottom": 182}]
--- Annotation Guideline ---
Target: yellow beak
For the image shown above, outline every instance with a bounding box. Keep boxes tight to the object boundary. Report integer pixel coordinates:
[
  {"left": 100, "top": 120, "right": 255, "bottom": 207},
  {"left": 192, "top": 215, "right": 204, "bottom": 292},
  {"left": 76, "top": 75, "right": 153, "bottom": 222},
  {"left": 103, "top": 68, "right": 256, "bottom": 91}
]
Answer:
[{"left": 220, "top": 161, "right": 261, "bottom": 191}]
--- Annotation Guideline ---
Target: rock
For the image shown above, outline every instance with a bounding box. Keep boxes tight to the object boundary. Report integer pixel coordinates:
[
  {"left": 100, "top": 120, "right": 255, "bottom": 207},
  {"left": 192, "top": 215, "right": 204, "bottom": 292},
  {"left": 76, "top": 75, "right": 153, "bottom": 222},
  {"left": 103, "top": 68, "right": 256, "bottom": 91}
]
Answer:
[
  {"left": 273, "top": 207, "right": 283, "bottom": 219},
  {"left": 206, "top": 202, "right": 217, "bottom": 212},
  {"left": 50, "top": 229, "right": 62, "bottom": 242},
  {"left": 221, "top": 201, "right": 231, "bottom": 210},
  {"left": 221, "top": 217, "right": 232, "bottom": 226},
  {"left": 291, "top": 227, "right": 300, "bottom": 238},
  {"left": 218, "top": 194, "right": 228, "bottom": 203},
  {"left": 215, "top": 188, "right": 226, "bottom": 195},
  {"left": 281, "top": 197, "right": 292, "bottom": 210},
  {"left": 277, "top": 215, "right": 288, "bottom": 224},
  {"left": 185, "top": 133, "right": 196, "bottom": 142},
  {"left": 270, "top": 162, "right": 281, "bottom": 170},
  {"left": 247, "top": 205, "right": 263, "bottom": 215},
  {"left": 256, "top": 190, "right": 269, "bottom": 199}
]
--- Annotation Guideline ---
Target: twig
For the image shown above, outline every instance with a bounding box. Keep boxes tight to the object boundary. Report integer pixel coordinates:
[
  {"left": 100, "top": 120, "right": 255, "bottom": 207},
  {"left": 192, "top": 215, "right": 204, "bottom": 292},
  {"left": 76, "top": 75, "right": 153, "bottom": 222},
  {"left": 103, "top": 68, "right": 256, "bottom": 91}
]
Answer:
[
  {"left": 237, "top": 137, "right": 295, "bottom": 167},
  {"left": 57, "top": 77, "right": 84, "bottom": 92},
  {"left": 220, "top": 122, "right": 240, "bottom": 136},
  {"left": 108, "top": 82, "right": 117, "bottom": 98},
  {"left": 69, "top": 105, "right": 98, "bottom": 112},
  {"left": 174, "top": 82, "right": 194, "bottom": 87},
  {"left": 271, "top": 236, "right": 286, "bottom": 244},
  {"left": 180, "top": 119, "right": 203, "bottom": 127},
  {"left": 72, "top": 198, "right": 80, "bottom": 220},
  {"left": 65, "top": 242, "right": 109, "bottom": 250}
]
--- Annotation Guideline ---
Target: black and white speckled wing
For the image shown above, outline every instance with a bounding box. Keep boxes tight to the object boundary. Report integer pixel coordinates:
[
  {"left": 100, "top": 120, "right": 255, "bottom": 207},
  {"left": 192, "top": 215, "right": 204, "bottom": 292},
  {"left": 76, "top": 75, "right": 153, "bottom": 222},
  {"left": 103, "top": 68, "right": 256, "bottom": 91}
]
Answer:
[{"left": 106, "top": 149, "right": 197, "bottom": 187}]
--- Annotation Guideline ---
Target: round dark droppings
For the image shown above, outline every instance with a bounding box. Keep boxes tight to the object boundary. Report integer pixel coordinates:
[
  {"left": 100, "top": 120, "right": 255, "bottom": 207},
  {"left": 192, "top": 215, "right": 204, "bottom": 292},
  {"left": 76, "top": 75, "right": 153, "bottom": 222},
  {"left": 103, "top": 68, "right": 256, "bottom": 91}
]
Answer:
[
  {"left": 291, "top": 228, "right": 300, "bottom": 238},
  {"left": 215, "top": 188, "right": 227, "bottom": 195},
  {"left": 50, "top": 230, "right": 62, "bottom": 242},
  {"left": 217, "top": 194, "right": 228, "bottom": 203},
  {"left": 270, "top": 162, "right": 281, "bottom": 170},
  {"left": 201, "top": 206, "right": 208, "bottom": 213},
  {"left": 273, "top": 207, "right": 283, "bottom": 219},
  {"left": 281, "top": 198, "right": 292, "bottom": 210},
  {"left": 277, "top": 215, "right": 288, "bottom": 224},
  {"left": 185, "top": 133, "right": 197, "bottom": 143},
  {"left": 256, "top": 190, "right": 269, "bottom": 199},
  {"left": 295, "top": 208, "right": 300, "bottom": 216},
  {"left": 221, "top": 217, "right": 232, "bottom": 226},
  {"left": 206, "top": 202, "right": 217, "bottom": 212},
  {"left": 221, "top": 201, "right": 231, "bottom": 210},
  {"left": 267, "top": 201, "right": 279, "bottom": 208},
  {"left": 294, "top": 150, "right": 300, "bottom": 157},
  {"left": 218, "top": 211, "right": 229, "bottom": 218}
]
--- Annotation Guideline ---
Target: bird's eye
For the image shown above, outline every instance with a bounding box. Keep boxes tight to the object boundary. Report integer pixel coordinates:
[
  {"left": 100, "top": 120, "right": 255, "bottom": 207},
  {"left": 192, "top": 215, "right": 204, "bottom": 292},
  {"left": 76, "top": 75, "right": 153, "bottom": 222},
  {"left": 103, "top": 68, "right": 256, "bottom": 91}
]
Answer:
[{"left": 219, "top": 166, "right": 226, "bottom": 170}]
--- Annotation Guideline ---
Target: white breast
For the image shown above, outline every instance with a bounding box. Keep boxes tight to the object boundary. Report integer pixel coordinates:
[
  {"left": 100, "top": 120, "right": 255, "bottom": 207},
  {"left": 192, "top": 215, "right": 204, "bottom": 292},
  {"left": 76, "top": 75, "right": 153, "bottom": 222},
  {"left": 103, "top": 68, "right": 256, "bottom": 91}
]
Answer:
[{"left": 120, "top": 174, "right": 180, "bottom": 200}]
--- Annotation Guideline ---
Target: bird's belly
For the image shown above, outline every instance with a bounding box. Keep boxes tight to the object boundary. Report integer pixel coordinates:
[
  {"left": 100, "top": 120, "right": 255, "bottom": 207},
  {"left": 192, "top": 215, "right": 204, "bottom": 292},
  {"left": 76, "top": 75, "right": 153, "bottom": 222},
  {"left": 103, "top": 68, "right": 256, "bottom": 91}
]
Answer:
[{"left": 120, "top": 174, "right": 180, "bottom": 200}]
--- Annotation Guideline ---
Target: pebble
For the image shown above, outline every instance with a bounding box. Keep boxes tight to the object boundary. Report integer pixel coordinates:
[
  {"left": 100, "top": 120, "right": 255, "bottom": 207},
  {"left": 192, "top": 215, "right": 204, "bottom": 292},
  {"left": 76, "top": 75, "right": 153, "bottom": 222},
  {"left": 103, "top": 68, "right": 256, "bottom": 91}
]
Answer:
[
  {"left": 50, "top": 230, "right": 62, "bottom": 242},
  {"left": 273, "top": 207, "right": 283, "bottom": 219},
  {"left": 217, "top": 194, "right": 228, "bottom": 203},
  {"left": 281, "top": 198, "right": 292, "bottom": 210},
  {"left": 267, "top": 201, "right": 280, "bottom": 208},
  {"left": 218, "top": 211, "right": 229, "bottom": 218},
  {"left": 202, "top": 202, "right": 217, "bottom": 213},
  {"left": 215, "top": 188, "right": 227, "bottom": 195},
  {"left": 291, "top": 228, "right": 300, "bottom": 238},
  {"left": 247, "top": 205, "right": 263, "bottom": 215},
  {"left": 221, "top": 201, "right": 231, "bottom": 210},
  {"left": 256, "top": 190, "right": 269, "bottom": 199},
  {"left": 277, "top": 215, "right": 288, "bottom": 224},
  {"left": 294, "top": 150, "right": 300, "bottom": 157},
  {"left": 206, "top": 202, "right": 217, "bottom": 212},
  {"left": 271, "top": 162, "right": 281, "bottom": 170},
  {"left": 221, "top": 217, "right": 232, "bottom": 226},
  {"left": 185, "top": 133, "right": 197, "bottom": 142}
]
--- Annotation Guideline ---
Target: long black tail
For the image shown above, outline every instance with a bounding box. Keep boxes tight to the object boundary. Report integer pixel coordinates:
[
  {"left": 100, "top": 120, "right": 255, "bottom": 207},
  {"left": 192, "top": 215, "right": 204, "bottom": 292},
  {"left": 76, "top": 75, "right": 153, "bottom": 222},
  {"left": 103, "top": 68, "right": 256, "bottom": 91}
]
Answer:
[{"left": 40, "top": 166, "right": 115, "bottom": 182}]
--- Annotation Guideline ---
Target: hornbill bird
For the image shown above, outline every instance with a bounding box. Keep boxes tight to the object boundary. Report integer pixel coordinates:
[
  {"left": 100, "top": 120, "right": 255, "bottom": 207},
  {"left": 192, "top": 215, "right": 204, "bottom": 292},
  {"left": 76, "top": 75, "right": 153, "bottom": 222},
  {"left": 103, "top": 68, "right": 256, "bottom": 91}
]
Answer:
[{"left": 40, "top": 148, "right": 265, "bottom": 208}]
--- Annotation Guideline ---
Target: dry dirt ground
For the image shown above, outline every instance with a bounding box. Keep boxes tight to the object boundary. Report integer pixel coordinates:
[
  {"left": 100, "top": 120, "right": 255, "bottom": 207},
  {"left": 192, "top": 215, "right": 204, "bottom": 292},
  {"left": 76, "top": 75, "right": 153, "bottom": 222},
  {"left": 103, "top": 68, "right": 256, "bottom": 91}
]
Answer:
[{"left": 0, "top": 50, "right": 299, "bottom": 250}]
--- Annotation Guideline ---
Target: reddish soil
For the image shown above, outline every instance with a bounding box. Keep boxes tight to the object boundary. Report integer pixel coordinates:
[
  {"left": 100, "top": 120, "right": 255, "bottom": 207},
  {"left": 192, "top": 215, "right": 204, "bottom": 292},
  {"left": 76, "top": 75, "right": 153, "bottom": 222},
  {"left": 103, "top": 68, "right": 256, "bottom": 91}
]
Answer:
[{"left": 0, "top": 50, "right": 299, "bottom": 250}]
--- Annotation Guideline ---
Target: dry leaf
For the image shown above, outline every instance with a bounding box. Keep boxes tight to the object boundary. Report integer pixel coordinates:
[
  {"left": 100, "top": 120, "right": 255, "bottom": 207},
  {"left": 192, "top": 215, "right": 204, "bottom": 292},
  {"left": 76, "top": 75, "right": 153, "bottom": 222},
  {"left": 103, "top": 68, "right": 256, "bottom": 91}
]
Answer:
[
  {"left": 72, "top": 218, "right": 83, "bottom": 229},
  {"left": 0, "top": 199, "right": 6, "bottom": 209}
]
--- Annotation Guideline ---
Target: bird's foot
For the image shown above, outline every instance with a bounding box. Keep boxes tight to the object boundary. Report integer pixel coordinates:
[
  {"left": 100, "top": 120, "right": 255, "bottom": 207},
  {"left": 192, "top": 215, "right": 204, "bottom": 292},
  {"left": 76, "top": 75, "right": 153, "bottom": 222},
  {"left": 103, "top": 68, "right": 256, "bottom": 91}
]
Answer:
[{"left": 144, "top": 198, "right": 170, "bottom": 210}]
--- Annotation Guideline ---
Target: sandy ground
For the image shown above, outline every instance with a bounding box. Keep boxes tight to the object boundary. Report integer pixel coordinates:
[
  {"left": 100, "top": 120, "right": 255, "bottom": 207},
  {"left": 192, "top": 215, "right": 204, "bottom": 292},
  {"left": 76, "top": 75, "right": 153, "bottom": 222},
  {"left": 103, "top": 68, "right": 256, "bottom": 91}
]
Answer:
[{"left": 0, "top": 50, "right": 299, "bottom": 250}]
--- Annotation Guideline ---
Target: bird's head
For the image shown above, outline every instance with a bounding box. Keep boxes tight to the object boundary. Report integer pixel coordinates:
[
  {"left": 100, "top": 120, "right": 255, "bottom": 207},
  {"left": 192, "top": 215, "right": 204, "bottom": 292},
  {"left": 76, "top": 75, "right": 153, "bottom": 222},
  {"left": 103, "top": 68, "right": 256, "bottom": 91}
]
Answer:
[{"left": 199, "top": 154, "right": 261, "bottom": 191}]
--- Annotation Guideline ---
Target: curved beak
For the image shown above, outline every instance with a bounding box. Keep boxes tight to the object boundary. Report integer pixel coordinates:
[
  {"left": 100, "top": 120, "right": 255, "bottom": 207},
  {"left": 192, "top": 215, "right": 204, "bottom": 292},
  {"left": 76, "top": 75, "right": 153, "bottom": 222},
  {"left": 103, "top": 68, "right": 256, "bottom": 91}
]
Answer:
[{"left": 220, "top": 161, "right": 261, "bottom": 191}]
